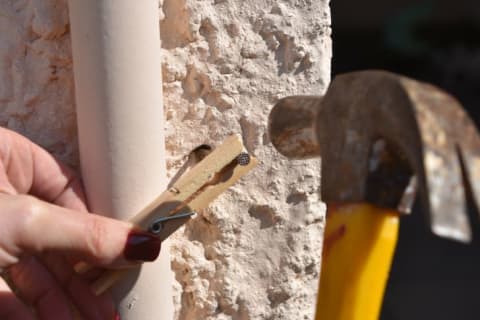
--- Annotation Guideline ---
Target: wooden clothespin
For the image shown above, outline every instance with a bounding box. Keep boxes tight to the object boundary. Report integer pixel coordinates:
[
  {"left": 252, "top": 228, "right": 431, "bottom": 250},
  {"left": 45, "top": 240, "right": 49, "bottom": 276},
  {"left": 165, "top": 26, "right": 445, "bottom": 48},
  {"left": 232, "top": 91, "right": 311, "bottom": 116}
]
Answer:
[{"left": 77, "top": 135, "right": 257, "bottom": 295}]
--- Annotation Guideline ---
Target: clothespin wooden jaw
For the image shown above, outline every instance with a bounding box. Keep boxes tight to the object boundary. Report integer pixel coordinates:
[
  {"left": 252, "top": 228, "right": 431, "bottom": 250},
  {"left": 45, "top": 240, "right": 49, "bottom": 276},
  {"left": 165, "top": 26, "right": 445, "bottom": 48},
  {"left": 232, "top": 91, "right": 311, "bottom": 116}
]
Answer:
[
  {"left": 130, "top": 134, "right": 257, "bottom": 236},
  {"left": 77, "top": 134, "right": 257, "bottom": 295}
]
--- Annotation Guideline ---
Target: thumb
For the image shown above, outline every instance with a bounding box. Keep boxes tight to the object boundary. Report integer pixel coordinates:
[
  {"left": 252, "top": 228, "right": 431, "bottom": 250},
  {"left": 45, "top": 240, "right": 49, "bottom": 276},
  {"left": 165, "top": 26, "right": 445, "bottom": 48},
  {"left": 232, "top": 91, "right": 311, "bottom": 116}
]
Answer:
[{"left": 0, "top": 194, "right": 161, "bottom": 268}]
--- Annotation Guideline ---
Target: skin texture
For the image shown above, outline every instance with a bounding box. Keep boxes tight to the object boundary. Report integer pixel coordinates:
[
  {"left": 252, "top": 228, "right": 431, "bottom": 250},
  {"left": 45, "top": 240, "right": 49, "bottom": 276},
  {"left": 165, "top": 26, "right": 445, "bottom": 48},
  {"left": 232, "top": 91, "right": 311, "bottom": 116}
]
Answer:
[{"left": 0, "top": 127, "right": 154, "bottom": 320}]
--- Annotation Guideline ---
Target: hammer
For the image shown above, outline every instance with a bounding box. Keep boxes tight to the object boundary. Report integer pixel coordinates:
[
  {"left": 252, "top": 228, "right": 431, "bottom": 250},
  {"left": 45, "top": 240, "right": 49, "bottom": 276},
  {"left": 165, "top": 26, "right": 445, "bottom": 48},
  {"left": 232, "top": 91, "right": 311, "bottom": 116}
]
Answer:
[{"left": 268, "top": 70, "right": 480, "bottom": 319}]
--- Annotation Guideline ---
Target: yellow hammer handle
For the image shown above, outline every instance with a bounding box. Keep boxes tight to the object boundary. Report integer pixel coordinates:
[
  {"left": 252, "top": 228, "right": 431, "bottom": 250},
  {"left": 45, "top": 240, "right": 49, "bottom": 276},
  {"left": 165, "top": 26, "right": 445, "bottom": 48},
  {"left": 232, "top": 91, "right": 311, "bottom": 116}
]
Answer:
[{"left": 316, "top": 203, "right": 399, "bottom": 320}]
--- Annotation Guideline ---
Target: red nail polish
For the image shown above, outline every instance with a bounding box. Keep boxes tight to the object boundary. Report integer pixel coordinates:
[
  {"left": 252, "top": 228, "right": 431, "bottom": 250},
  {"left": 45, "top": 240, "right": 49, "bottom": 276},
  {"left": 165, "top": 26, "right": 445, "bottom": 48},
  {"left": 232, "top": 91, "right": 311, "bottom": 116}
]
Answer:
[
  {"left": 124, "top": 231, "right": 161, "bottom": 262},
  {"left": 114, "top": 312, "right": 121, "bottom": 320}
]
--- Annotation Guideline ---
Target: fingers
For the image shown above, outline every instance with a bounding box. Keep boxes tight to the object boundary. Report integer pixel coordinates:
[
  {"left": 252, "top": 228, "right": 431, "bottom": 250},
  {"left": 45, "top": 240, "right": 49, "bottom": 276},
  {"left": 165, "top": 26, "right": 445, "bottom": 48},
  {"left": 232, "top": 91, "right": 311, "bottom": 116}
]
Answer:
[
  {"left": 8, "top": 255, "right": 116, "bottom": 320},
  {"left": 0, "top": 127, "right": 87, "bottom": 210},
  {"left": 0, "top": 194, "right": 161, "bottom": 268},
  {"left": 30, "top": 148, "right": 87, "bottom": 212},
  {"left": 0, "top": 277, "right": 34, "bottom": 320},
  {"left": 9, "top": 256, "right": 74, "bottom": 320},
  {"left": 42, "top": 253, "right": 116, "bottom": 320}
]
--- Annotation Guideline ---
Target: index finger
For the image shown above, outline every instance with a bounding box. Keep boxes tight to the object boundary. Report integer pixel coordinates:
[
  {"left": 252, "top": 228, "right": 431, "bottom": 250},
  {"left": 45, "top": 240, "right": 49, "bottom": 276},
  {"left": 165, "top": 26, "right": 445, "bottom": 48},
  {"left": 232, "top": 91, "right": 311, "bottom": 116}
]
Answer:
[
  {"left": 0, "top": 195, "right": 160, "bottom": 268},
  {"left": 0, "top": 127, "right": 87, "bottom": 211}
]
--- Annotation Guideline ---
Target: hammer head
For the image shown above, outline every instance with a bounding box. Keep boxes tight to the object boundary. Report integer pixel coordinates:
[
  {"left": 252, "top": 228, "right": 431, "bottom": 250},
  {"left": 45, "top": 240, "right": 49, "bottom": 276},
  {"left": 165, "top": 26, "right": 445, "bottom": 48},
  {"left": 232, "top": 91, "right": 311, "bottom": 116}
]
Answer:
[{"left": 269, "top": 70, "right": 480, "bottom": 243}]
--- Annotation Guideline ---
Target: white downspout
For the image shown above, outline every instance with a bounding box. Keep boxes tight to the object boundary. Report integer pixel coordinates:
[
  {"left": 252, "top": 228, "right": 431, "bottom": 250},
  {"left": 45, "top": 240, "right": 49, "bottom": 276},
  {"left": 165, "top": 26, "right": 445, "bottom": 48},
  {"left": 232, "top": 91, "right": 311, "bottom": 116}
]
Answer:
[{"left": 68, "top": 1, "right": 174, "bottom": 319}]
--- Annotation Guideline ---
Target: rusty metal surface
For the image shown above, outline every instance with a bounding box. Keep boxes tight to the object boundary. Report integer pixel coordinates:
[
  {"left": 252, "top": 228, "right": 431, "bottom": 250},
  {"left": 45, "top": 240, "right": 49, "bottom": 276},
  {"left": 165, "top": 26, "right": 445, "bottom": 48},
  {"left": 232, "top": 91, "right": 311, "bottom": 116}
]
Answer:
[
  {"left": 268, "top": 96, "right": 321, "bottom": 159},
  {"left": 269, "top": 70, "right": 480, "bottom": 242}
]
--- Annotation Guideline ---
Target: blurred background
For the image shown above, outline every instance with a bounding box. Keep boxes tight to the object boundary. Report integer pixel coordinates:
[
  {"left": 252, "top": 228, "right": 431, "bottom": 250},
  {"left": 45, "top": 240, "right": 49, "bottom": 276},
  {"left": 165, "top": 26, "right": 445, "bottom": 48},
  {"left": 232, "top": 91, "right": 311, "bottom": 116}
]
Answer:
[{"left": 330, "top": 0, "right": 480, "bottom": 318}]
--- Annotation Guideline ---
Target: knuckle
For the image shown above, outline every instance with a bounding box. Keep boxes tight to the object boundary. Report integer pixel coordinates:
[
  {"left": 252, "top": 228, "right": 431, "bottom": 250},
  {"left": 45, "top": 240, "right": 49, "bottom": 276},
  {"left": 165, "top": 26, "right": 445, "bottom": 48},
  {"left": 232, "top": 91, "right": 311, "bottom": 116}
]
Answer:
[
  {"left": 14, "top": 194, "right": 41, "bottom": 214},
  {"left": 6, "top": 195, "right": 43, "bottom": 253},
  {"left": 12, "top": 195, "right": 42, "bottom": 240}
]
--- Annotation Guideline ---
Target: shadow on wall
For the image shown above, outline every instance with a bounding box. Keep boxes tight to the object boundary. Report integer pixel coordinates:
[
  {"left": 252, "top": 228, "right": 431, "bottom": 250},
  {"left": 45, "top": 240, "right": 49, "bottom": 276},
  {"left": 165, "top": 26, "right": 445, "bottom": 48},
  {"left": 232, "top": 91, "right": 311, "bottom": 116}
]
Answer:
[{"left": 330, "top": 0, "right": 480, "bottom": 319}]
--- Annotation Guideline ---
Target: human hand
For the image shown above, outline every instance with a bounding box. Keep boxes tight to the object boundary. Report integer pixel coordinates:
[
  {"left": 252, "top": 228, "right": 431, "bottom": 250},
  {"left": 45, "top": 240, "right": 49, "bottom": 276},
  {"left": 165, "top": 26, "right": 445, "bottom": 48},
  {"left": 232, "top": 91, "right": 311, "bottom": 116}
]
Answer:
[{"left": 0, "top": 127, "right": 161, "bottom": 319}]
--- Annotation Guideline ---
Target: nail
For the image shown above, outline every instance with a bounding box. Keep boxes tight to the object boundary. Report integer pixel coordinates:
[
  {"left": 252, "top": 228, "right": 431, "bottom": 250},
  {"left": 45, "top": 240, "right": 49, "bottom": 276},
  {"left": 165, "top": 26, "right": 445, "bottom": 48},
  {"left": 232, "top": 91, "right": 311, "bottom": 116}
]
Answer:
[
  {"left": 114, "top": 312, "right": 121, "bottom": 320},
  {"left": 124, "top": 231, "right": 161, "bottom": 262}
]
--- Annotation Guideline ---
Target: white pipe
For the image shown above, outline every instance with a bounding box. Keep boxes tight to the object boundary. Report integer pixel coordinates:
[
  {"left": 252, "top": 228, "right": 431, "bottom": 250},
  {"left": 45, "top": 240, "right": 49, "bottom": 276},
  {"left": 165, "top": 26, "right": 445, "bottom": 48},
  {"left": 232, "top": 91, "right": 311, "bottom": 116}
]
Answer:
[{"left": 68, "top": 1, "right": 174, "bottom": 319}]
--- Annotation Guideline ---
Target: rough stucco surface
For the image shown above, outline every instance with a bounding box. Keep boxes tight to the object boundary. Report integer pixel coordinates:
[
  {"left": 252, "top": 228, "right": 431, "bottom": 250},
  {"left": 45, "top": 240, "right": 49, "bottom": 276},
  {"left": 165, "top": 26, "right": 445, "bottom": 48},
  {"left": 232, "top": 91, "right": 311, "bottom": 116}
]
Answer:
[{"left": 0, "top": 0, "right": 331, "bottom": 319}]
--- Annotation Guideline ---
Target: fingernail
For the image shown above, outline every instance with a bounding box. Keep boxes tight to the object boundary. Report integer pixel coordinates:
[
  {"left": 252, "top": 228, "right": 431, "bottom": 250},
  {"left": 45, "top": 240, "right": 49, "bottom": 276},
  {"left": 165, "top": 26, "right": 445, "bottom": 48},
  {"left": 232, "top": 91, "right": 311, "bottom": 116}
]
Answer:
[
  {"left": 114, "top": 312, "right": 121, "bottom": 320},
  {"left": 124, "top": 231, "right": 161, "bottom": 262}
]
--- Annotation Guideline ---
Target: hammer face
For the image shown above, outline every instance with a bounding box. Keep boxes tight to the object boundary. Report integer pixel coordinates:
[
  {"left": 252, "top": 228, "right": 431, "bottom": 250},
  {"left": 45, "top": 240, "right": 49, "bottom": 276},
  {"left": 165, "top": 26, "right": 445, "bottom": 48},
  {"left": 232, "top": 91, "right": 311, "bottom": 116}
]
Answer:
[
  {"left": 269, "top": 70, "right": 480, "bottom": 243},
  {"left": 268, "top": 96, "right": 321, "bottom": 159}
]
